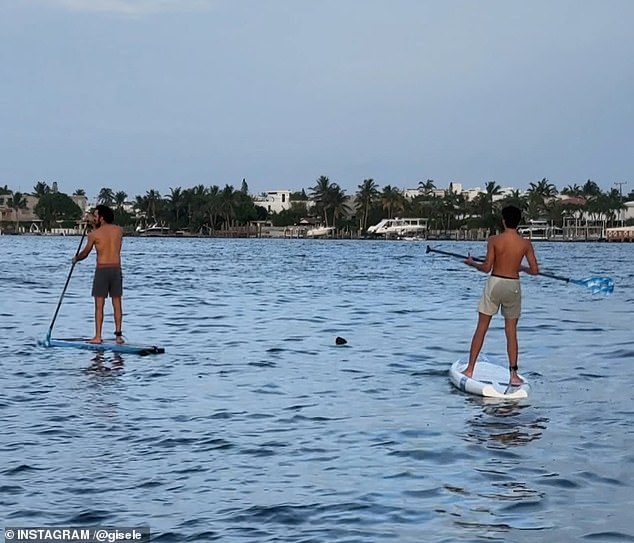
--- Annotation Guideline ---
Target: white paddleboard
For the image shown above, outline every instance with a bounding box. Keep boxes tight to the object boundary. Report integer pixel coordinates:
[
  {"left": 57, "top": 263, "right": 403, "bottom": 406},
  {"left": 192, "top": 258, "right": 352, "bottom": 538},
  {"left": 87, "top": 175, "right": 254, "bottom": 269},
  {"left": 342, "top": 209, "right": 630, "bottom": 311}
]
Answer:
[{"left": 449, "top": 355, "right": 530, "bottom": 399}]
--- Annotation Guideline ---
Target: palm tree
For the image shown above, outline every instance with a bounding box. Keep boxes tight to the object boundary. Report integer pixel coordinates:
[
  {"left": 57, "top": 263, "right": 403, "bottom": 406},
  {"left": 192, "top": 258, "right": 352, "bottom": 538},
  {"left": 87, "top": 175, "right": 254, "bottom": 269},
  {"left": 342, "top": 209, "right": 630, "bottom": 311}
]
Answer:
[
  {"left": 310, "top": 176, "right": 333, "bottom": 226},
  {"left": 528, "top": 178, "right": 558, "bottom": 200},
  {"left": 114, "top": 191, "right": 127, "bottom": 211},
  {"left": 73, "top": 189, "right": 86, "bottom": 196},
  {"left": 98, "top": 187, "right": 115, "bottom": 206},
  {"left": 380, "top": 185, "right": 404, "bottom": 219},
  {"left": 355, "top": 178, "right": 379, "bottom": 232},
  {"left": 166, "top": 187, "right": 184, "bottom": 228},
  {"left": 525, "top": 179, "right": 556, "bottom": 220},
  {"left": 582, "top": 179, "right": 601, "bottom": 198},
  {"left": 145, "top": 189, "right": 162, "bottom": 222},
  {"left": 561, "top": 183, "right": 582, "bottom": 197},
  {"left": 325, "top": 184, "right": 350, "bottom": 227},
  {"left": 482, "top": 182, "right": 503, "bottom": 232},
  {"left": 32, "top": 181, "right": 51, "bottom": 197},
  {"left": 418, "top": 179, "right": 436, "bottom": 195},
  {"left": 8, "top": 192, "right": 28, "bottom": 232},
  {"left": 219, "top": 185, "right": 239, "bottom": 228},
  {"left": 0, "top": 185, "right": 11, "bottom": 195},
  {"left": 206, "top": 185, "right": 221, "bottom": 231},
  {"left": 498, "top": 189, "right": 526, "bottom": 212}
]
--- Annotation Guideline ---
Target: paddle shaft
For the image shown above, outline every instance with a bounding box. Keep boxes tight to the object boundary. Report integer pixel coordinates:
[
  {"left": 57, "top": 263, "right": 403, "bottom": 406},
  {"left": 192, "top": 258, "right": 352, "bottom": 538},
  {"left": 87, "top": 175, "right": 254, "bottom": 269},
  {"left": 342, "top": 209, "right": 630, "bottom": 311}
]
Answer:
[
  {"left": 425, "top": 245, "right": 571, "bottom": 283},
  {"left": 46, "top": 224, "right": 88, "bottom": 340}
]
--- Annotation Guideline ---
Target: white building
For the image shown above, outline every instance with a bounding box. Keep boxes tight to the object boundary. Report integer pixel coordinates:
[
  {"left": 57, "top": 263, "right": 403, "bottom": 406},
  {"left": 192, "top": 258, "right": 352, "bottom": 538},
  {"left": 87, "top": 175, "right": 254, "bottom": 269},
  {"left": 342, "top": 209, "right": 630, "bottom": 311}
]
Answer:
[{"left": 252, "top": 190, "right": 293, "bottom": 214}]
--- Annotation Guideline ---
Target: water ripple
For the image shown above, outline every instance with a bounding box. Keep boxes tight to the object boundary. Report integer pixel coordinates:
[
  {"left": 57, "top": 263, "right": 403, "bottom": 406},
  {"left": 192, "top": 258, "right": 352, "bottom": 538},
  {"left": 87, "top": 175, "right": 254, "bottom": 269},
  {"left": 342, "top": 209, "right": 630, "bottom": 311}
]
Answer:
[{"left": 0, "top": 237, "right": 633, "bottom": 541}]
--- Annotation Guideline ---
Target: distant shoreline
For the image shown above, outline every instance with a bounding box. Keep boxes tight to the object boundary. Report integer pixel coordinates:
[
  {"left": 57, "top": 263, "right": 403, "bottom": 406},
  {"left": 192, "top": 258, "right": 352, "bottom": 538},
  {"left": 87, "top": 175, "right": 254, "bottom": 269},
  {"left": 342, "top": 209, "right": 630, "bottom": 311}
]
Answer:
[{"left": 3, "top": 231, "right": 632, "bottom": 243}]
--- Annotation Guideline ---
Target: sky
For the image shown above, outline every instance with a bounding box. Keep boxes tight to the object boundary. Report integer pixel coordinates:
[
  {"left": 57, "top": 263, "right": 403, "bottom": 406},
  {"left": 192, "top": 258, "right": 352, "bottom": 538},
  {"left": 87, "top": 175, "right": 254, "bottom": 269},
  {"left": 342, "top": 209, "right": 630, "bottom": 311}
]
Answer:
[{"left": 1, "top": 0, "right": 633, "bottom": 200}]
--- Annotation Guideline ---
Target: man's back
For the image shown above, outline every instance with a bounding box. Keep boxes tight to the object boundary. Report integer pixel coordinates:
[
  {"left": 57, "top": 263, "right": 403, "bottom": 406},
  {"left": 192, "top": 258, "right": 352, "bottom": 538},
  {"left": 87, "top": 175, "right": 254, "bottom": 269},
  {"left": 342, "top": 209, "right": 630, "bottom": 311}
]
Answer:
[
  {"left": 490, "top": 230, "right": 537, "bottom": 278},
  {"left": 91, "top": 223, "right": 123, "bottom": 266}
]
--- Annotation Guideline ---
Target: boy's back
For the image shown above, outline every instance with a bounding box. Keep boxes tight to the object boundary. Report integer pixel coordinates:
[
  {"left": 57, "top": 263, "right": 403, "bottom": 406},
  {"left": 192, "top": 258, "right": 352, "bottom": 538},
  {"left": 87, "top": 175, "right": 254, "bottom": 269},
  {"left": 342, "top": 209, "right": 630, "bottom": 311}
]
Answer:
[{"left": 489, "top": 230, "right": 538, "bottom": 279}]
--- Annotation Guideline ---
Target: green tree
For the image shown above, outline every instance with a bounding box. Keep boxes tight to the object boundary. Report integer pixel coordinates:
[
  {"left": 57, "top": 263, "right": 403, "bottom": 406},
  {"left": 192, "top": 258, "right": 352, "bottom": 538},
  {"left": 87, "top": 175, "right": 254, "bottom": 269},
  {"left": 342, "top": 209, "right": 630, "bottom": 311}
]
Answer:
[
  {"left": 561, "top": 183, "right": 582, "bottom": 196},
  {"left": 34, "top": 192, "right": 82, "bottom": 230},
  {"left": 114, "top": 191, "right": 127, "bottom": 210},
  {"left": 380, "top": 185, "right": 404, "bottom": 219},
  {"left": 33, "top": 181, "right": 51, "bottom": 197},
  {"left": 325, "top": 184, "right": 350, "bottom": 227},
  {"left": 98, "top": 187, "right": 115, "bottom": 206},
  {"left": 291, "top": 189, "right": 308, "bottom": 201},
  {"left": 582, "top": 179, "right": 601, "bottom": 198},
  {"left": 355, "top": 178, "right": 380, "bottom": 232},
  {"left": 73, "top": 189, "right": 86, "bottom": 196},
  {"left": 310, "top": 175, "right": 333, "bottom": 226},
  {"left": 418, "top": 179, "right": 436, "bottom": 195},
  {"left": 234, "top": 190, "right": 260, "bottom": 225},
  {"left": 206, "top": 185, "right": 221, "bottom": 231},
  {"left": 219, "top": 185, "right": 239, "bottom": 228},
  {"left": 166, "top": 187, "right": 184, "bottom": 228},
  {"left": 8, "top": 192, "right": 28, "bottom": 232}
]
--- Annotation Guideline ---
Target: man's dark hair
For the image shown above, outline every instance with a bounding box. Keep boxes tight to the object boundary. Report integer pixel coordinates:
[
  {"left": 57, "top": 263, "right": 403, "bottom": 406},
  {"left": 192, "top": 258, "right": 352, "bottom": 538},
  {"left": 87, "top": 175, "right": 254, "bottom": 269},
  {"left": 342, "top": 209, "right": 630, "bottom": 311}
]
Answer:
[
  {"left": 95, "top": 205, "right": 115, "bottom": 224},
  {"left": 502, "top": 206, "right": 522, "bottom": 229}
]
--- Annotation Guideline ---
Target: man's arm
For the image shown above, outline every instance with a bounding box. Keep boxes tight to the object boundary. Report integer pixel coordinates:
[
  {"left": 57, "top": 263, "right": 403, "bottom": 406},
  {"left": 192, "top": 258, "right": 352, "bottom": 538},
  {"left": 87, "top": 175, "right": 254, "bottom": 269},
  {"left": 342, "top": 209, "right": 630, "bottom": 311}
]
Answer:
[
  {"left": 72, "top": 234, "right": 95, "bottom": 264},
  {"left": 465, "top": 237, "right": 494, "bottom": 274}
]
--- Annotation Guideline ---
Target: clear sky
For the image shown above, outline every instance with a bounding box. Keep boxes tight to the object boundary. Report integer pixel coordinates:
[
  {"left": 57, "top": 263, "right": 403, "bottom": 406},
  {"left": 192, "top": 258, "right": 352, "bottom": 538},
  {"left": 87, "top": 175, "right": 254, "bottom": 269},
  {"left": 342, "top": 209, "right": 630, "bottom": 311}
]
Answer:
[{"left": 1, "top": 0, "right": 633, "bottom": 199}]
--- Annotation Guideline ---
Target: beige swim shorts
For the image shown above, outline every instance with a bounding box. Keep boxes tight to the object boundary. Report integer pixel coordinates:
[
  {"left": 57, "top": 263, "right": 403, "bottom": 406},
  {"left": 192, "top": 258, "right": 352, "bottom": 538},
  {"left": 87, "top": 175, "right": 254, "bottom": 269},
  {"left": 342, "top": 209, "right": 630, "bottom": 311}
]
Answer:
[{"left": 477, "top": 275, "right": 521, "bottom": 318}]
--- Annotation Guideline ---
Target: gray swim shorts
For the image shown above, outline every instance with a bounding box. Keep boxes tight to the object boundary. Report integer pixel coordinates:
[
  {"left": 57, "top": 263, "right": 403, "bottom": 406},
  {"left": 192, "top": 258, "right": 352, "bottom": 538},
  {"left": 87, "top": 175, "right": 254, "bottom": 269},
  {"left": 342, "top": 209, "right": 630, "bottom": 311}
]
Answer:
[
  {"left": 92, "top": 266, "right": 123, "bottom": 298},
  {"left": 477, "top": 275, "right": 521, "bottom": 318}
]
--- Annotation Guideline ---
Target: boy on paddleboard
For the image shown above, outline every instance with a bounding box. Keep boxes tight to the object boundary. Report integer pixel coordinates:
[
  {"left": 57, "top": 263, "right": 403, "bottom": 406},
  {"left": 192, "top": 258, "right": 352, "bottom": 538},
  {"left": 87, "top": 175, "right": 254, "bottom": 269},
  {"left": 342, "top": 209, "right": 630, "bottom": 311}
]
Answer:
[
  {"left": 72, "top": 205, "right": 124, "bottom": 345},
  {"left": 463, "top": 206, "right": 539, "bottom": 385}
]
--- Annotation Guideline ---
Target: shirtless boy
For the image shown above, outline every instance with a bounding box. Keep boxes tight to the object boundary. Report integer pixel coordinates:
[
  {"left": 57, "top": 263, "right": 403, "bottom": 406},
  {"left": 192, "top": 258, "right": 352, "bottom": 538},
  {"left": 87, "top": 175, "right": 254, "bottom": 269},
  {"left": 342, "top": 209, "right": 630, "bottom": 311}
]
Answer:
[
  {"left": 72, "top": 205, "right": 124, "bottom": 344},
  {"left": 463, "top": 206, "right": 539, "bottom": 385}
]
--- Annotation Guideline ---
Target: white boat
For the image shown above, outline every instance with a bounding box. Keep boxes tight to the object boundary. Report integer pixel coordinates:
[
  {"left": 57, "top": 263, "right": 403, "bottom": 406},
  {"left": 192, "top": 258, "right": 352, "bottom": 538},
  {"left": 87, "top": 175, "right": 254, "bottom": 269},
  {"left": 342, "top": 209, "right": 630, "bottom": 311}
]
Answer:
[
  {"left": 306, "top": 226, "right": 335, "bottom": 238},
  {"left": 136, "top": 223, "right": 170, "bottom": 236},
  {"left": 366, "top": 218, "right": 396, "bottom": 236},
  {"left": 385, "top": 218, "right": 428, "bottom": 238},
  {"left": 518, "top": 220, "right": 562, "bottom": 241},
  {"left": 367, "top": 218, "right": 428, "bottom": 238}
]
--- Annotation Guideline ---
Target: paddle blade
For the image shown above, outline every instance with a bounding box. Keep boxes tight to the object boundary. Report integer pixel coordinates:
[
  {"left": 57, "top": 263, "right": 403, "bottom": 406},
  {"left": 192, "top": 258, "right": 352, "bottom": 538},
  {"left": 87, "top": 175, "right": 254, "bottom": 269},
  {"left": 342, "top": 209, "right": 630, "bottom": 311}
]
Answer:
[{"left": 571, "top": 276, "right": 614, "bottom": 294}]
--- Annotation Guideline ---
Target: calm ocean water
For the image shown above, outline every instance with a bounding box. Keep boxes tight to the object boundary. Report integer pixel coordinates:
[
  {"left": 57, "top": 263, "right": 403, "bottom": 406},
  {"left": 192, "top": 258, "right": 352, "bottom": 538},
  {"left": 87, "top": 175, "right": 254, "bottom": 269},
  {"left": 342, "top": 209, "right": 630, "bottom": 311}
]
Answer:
[{"left": 1, "top": 236, "right": 633, "bottom": 542}]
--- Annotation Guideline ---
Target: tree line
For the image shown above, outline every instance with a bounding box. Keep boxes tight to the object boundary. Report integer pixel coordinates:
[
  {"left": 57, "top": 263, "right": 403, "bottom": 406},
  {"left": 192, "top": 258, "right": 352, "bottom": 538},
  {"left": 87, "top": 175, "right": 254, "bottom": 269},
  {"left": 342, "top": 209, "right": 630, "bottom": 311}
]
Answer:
[{"left": 1, "top": 177, "right": 632, "bottom": 234}]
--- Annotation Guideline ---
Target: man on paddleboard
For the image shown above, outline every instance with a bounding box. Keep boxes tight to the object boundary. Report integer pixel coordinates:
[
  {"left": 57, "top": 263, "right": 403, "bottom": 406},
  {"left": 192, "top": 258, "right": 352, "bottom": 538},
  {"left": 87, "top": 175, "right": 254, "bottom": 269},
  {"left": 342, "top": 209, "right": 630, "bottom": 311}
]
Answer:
[
  {"left": 72, "top": 205, "right": 124, "bottom": 345},
  {"left": 463, "top": 206, "right": 539, "bottom": 385}
]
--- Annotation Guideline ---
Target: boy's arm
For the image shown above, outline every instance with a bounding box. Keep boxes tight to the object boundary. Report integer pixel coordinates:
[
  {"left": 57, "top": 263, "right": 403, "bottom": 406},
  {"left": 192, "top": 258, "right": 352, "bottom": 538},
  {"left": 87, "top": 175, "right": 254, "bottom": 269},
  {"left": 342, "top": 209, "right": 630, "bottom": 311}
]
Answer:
[
  {"left": 465, "top": 237, "right": 494, "bottom": 273},
  {"left": 520, "top": 241, "right": 539, "bottom": 275}
]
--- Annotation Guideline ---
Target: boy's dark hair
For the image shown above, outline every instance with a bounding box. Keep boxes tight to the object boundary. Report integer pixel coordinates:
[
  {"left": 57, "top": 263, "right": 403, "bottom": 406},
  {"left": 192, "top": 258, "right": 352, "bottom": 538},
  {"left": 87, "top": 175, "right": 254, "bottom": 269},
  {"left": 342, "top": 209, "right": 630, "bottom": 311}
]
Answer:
[
  {"left": 502, "top": 206, "right": 522, "bottom": 229},
  {"left": 95, "top": 204, "right": 115, "bottom": 224}
]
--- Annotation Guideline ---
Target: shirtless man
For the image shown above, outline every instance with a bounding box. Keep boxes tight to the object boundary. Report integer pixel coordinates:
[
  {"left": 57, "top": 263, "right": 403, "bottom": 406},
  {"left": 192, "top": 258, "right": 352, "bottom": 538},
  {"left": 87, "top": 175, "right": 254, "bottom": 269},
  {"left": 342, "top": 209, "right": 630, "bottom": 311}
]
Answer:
[
  {"left": 72, "top": 205, "right": 124, "bottom": 344},
  {"left": 463, "top": 206, "right": 539, "bottom": 385}
]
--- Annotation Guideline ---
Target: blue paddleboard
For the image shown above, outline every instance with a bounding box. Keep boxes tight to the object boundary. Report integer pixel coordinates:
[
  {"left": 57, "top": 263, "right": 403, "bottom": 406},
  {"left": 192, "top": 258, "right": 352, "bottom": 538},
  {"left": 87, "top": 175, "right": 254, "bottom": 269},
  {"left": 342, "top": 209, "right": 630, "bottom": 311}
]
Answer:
[{"left": 43, "top": 337, "right": 165, "bottom": 356}]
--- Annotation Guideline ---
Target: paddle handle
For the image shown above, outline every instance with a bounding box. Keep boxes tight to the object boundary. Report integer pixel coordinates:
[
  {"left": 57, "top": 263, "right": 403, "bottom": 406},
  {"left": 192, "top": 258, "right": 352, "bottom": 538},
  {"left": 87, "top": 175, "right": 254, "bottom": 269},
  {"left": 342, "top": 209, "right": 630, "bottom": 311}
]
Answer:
[
  {"left": 46, "top": 224, "right": 88, "bottom": 341},
  {"left": 426, "top": 244, "right": 613, "bottom": 293},
  {"left": 426, "top": 245, "right": 483, "bottom": 262},
  {"left": 534, "top": 271, "right": 570, "bottom": 283},
  {"left": 426, "top": 244, "right": 571, "bottom": 282}
]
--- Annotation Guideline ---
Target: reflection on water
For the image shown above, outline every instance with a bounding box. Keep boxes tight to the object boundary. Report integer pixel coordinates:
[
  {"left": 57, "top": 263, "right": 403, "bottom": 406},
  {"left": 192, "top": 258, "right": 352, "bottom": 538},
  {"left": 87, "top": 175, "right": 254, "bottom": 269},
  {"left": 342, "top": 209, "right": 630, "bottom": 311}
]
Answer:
[
  {"left": 84, "top": 352, "right": 125, "bottom": 374},
  {"left": 463, "top": 398, "right": 549, "bottom": 449},
  {"left": 0, "top": 237, "right": 632, "bottom": 542}
]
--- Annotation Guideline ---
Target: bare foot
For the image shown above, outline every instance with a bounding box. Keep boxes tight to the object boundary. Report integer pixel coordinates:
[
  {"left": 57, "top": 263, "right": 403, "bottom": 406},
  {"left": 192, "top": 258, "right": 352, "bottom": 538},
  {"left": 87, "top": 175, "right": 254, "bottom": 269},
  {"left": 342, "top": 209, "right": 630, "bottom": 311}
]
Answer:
[
  {"left": 87, "top": 337, "right": 103, "bottom": 344},
  {"left": 461, "top": 369, "right": 473, "bottom": 379},
  {"left": 115, "top": 333, "right": 125, "bottom": 345}
]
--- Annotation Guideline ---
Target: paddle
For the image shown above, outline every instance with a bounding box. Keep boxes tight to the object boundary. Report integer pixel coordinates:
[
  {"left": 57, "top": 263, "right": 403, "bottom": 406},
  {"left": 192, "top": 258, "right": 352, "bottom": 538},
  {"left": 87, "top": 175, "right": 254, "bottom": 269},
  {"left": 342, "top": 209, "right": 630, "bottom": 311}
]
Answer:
[
  {"left": 426, "top": 245, "right": 614, "bottom": 294},
  {"left": 44, "top": 223, "right": 89, "bottom": 345}
]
